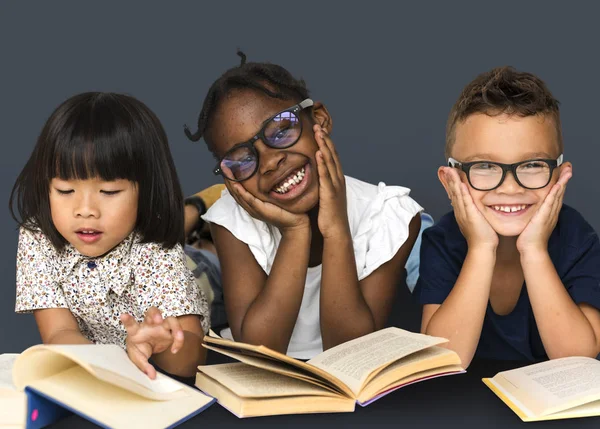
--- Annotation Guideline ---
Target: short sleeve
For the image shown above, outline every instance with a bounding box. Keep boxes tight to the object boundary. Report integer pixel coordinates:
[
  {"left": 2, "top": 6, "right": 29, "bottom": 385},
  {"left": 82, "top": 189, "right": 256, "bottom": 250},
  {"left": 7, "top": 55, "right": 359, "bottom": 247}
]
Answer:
[
  {"left": 202, "top": 190, "right": 278, "bottom": 274},
  {"left": 562, "top": 233, "right": 600, "bottom": 311},
  {"left": 134, "top": 242, "right": 211, "bottom": 335},
  {"left": 352, "top": 181, "right": 423, "bottom": 281},
  {"left": 15, "top": 227, "right": 67, "bottom": 313},
  {"left": 413, "top": 220, "right": 463, "bottom": 305}
]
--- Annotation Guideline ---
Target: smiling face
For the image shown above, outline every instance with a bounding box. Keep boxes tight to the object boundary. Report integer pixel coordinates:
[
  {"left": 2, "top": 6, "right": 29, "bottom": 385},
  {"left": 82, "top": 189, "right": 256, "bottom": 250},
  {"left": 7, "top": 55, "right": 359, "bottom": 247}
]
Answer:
[
  {"left": 445, "top": 113, "right": 568, "bottom": 237},
  {"left": 208, "top": 90, "right": 331, "bottom": 214}
]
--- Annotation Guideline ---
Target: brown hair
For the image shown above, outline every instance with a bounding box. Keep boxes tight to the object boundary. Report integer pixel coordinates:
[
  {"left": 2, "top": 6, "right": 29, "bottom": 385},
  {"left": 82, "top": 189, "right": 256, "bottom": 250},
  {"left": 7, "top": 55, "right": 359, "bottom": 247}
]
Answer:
[{"left": 445, "top": 66, "right": 562, "bottom": 159}]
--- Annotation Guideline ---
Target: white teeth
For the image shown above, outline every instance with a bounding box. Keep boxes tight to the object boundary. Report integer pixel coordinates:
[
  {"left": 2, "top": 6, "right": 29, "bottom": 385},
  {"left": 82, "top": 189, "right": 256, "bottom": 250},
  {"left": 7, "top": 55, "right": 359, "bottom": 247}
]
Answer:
[
  {"left": 275, "top": 167, "right": 306, "bottom": 194},
  {"left": 492, "top": 205, "right": 527, "bottom": 213}
]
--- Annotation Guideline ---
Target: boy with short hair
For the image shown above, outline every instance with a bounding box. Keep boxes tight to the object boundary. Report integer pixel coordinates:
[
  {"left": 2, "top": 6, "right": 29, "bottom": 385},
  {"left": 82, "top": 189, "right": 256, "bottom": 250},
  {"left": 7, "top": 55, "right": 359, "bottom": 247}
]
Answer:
[{"left": 415, "top": 66, "right": 600, "bottom": 367}]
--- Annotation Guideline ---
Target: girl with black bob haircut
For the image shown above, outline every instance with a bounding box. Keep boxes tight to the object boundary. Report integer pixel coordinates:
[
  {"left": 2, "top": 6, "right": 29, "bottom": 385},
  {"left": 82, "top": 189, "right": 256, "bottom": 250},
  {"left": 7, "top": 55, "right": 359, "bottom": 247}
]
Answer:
[
  {"left": 11, "top": 92, "right": 210, "bottom": 380},
  {"left": 183, "top": 52, "right": 423, "bottom": 359}
]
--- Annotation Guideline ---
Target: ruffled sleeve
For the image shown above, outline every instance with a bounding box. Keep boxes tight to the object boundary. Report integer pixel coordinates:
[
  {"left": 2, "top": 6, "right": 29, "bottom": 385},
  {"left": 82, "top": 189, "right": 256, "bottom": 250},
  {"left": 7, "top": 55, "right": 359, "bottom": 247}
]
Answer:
[
  {"left": 202, "top": 179, "right": 423, "bottom": 281},
  {"left": 202, "top": 190, "right": 280, "bottom": 274},
  {"left": 347, "top": 178, "right": 423, "bottom": 281}
]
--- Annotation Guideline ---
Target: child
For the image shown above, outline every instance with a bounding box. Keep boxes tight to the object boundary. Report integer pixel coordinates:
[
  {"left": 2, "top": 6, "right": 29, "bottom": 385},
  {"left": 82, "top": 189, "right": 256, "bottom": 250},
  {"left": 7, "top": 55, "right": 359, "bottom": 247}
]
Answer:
[
  {"left": 183, "top": 184, "right": 228, "bottom": 329},
  {"left": 10, "top": 92, "right": 210, "bottom": 379},
  {"left": 184, "top": 52, "right": 422, "bottom": 359},
  {"left": 415, "top": 67, "right": 600, "bottom": 367}
]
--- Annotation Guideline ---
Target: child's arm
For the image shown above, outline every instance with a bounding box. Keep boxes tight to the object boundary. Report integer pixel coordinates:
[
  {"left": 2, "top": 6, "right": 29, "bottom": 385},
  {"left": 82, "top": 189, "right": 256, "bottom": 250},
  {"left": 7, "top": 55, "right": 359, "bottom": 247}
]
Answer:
[
  {"left": 122, "top": 308, "right": 205, "bottom": 379},
  {"left": 16, "top": 227, "right": 91, "bottom": 345},
  {"left": 518, "top": 166, "right": 600, "bottom": 358},
  {"left": 523, "top": 254, "right": 600, "bottom": 358},
  {"left": 124, "top": 243, "right": 210, "bottom": 377},
  {"left": 184, "top": 184, "right": 226, "bottom": 238},
  {"left": 34, "top": 308, "right": 91, "bottom": 344},
  {"left": 313, "top": 126, "right": 422, "bottom": 348},
  {"left": 210, "top": 185, "right": 312, "bottom": 353},
  {"left": 320, "top": 215, "right": 420, "bottom": 348},
  {"left": 420, "top": 168, "right": 499, "bottom": 367}
]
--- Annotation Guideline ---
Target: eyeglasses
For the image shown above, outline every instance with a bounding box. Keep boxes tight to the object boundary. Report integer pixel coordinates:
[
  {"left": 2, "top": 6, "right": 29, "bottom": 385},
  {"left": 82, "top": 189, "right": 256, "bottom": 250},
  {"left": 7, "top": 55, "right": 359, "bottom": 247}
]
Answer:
[
  {"left": 448, "top": 154, "right": 564, "bottom": 191},
  {"left": 214, "top": 99, "right": 314, "bottom": 182}
]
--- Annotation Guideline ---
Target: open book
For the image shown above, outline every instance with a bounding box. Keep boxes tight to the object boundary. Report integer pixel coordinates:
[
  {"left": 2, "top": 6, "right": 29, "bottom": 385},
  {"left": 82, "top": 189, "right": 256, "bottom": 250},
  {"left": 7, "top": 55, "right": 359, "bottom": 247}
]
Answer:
[
  {"left": 0, "top": 354, "right": 23, "bottom": 428},
  {"left": 1, "top": 344, "right": 214, "bottom": 429},
  {"left": 483, "top": 356, "right": 600, "bottom": 421},
  {"left": 196, "top": 327, "right": 464, "bottom": 417}
]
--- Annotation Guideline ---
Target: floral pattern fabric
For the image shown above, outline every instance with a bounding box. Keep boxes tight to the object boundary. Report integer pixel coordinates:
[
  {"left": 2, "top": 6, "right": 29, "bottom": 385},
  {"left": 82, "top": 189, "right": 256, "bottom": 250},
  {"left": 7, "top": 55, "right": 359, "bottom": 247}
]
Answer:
[{"left": 15, "top": 227, "right": 210, "bottom": 348}]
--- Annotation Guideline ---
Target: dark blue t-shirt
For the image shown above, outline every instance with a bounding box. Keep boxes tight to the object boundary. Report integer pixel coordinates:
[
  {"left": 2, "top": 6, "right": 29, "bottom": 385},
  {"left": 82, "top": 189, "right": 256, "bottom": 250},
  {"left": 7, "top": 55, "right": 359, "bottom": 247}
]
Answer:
[{"left": 414, "top": 205, "right": 600, "bottom": 362}]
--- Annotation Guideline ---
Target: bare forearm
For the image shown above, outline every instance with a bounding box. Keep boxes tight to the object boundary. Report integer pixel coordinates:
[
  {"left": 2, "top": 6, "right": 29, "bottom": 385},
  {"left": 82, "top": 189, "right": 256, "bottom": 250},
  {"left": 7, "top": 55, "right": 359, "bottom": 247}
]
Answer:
[
  {"left": 45, "top": 329, "right": 92, "bottom": 345},
  {"left": 424, "top": 246, "right": 496, "bottom": 367},
  {"left": 522, "top": 251, "right": 599, "bottom": 358},
  {"left": 184, "top": 205, "right": 200, "bottom": 238},
  {"left": 152, "top": 331, "right": 206, "bottom": 377},
  {"left": 240, "top": 228, "right": 311, "bottom": 353},
  {"left": 320, "top": 232, "right": 374, "bottom": 349}
]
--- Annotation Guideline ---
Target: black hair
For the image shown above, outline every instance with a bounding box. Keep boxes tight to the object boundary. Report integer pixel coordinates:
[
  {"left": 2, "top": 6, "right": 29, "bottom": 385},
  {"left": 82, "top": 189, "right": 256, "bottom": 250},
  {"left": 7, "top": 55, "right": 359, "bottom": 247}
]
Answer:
[
  {"left": 184, "top": 51, "right": 311, "bottom": 153},
  {"left": 9, "top": 92, "right": 185, "bottom": 250}
]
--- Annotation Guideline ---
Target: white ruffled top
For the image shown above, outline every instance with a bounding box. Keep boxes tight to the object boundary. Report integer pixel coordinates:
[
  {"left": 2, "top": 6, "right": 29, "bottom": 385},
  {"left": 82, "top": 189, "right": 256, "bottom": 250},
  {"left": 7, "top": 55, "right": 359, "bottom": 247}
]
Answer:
[{"left": 203, "top": 175, "right": 423, "bottom": 359}]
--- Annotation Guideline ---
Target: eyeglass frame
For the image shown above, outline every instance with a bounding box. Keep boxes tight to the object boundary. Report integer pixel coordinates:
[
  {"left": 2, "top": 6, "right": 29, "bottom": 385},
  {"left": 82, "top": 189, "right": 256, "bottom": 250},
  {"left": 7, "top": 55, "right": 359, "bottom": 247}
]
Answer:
[
  {"left": 213, "top": 98, "right": 314, "bottom": 181},
  {"left": 447, "top": 154, "right": 564, "bottom": 191}
]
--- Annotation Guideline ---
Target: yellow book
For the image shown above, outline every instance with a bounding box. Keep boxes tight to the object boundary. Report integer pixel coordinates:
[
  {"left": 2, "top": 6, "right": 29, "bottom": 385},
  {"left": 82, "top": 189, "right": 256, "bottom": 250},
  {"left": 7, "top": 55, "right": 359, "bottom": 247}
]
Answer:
[
  {"left": 1, "top": 344, "right": 214, "bottom": 429},
  {"left": 196, "top": 327, "right": 464, "bottom": 417},
  {"left": 483, "top": 356, "right": 600, "bottom": 422}
]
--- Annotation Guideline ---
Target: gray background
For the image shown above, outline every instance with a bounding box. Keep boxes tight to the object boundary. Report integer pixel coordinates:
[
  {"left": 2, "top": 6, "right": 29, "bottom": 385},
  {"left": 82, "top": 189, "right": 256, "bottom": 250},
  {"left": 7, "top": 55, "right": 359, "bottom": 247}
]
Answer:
[{"left": 1, "top": 1, "right": 599, "bottom": 353}]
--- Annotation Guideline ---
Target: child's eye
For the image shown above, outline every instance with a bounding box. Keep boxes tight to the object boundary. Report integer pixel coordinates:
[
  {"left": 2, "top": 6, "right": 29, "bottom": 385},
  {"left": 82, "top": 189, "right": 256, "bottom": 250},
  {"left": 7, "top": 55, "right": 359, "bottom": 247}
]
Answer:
[
  {"left": 273, "top": 126, "right": 292, "bottom": 142},
  {"left": 472, "top": 163, "right": 495, "bottom": 170},
  {"left": 521, "top": 162, "right": 545, "bottom": 170},
  {"left": 56, "top": 189, "right": 73, "bottom": 195},
  {"left": 101, "top": 190, "right": 122, "bottom": 195}
]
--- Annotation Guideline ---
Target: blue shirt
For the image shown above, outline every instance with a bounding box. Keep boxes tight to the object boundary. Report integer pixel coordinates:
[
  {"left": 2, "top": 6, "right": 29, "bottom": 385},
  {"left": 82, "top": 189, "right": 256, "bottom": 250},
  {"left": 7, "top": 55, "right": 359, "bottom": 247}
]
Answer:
[
  {"left": 406, "top": 212, "right": 435, "bottom": 292},
  {"left": 414, "top": 205, "right": 600, "bottom": 362}
]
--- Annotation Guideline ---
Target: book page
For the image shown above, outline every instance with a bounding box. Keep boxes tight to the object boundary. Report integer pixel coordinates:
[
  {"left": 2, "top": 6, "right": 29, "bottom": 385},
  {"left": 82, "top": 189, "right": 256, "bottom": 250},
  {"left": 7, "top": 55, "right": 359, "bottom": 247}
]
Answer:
[
  {"left": 307, "top": 327, "right": 448, "bottom": 394},
  {"left": 14, "top": 345, "right": 183, "bottom": 398},
  {"left": 28, "top": 365, "right": 213, "bottom": 429},
  {"left": 0, "top": 392, "right": 26, "bottom": 426},
  {"left": 0, "top": 354, "right": 19, "bottom": 390},
  {"left": 203, "top": 335, "right": 355, "bottom": 396},
  {"left": 495, "top": 357, "right": 600, "bottom": 417},
  {"left": 357, "top": 346, "right": 462, "bottom": 402},
  {"left": 203, "top": 344, "right": 343, "bottom": 395},
  {"left": 198, "top": 363, "right": 340, "bottom": 398}
]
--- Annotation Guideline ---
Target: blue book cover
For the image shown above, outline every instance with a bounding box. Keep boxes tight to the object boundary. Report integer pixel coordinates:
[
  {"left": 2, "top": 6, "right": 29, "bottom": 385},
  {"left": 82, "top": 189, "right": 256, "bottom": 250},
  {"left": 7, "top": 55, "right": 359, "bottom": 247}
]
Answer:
[
  {"left": 24, "top": 387, "right": 215, "bottom": 429},
  {"left": 12, "top": 345, "right": 216, "bottom": 429}
]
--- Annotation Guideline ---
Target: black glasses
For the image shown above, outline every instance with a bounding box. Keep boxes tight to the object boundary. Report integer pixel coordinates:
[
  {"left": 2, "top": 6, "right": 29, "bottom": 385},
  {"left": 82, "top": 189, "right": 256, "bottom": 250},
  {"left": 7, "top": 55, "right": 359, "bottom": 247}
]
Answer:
[
  {"left": 214, "top": 99, "right": 314, "bottom": 182},
  {"left": 448, "top": 155, "right": 564, "bottom": 191}
]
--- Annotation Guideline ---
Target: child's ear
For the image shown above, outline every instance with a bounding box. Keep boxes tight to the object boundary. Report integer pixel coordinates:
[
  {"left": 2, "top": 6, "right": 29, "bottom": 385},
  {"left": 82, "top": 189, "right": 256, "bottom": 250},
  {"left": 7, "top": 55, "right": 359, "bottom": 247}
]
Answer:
[
  {"left": 559, "top": 161, "right": 573, "bottom": 173},
  {"left": 311, "top": 102, "right": 332, "bottom": 133},
  {"left": 438, "top": 166, "right": 453, "bottom": 200}
]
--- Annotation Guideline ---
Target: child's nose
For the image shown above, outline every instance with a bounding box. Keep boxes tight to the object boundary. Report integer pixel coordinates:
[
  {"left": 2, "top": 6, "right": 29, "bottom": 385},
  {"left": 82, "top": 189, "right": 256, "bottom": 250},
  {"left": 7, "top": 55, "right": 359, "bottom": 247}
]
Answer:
[
  {"left": 74, "top": 195, "right": 100, "bottom": 218},
  {"left": 496, "top": 171, "right": 524, "bottom": 194},
  {"left": 256, "top": 141, "right": 286, "bottom": 175}
]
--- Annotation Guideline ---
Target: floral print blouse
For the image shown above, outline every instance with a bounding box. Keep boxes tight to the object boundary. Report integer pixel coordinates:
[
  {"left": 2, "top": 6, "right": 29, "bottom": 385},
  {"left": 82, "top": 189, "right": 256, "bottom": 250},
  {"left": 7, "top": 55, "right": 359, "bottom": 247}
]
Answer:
[{"left": 15, "top": 227, "right": 210, "bottom": 348}]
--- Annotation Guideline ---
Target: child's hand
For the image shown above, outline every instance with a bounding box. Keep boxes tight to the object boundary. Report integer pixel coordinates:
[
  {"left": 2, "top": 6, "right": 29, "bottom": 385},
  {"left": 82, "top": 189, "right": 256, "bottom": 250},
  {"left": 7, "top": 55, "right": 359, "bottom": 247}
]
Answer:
[
  {"left": 121, "top": 307, "right": 184, "bottom": 379},
  {"left": 314, "top": 125, "right": 350, "bottom": 239},
  {"left": 442, "top": 167, "right": 498, "bottom": 250},
  {"left": 517, "top": 165, "right": 572, "bottom": 255},
  {"left": 225, "top": 166, "right": 310, "bottom": 234}
]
